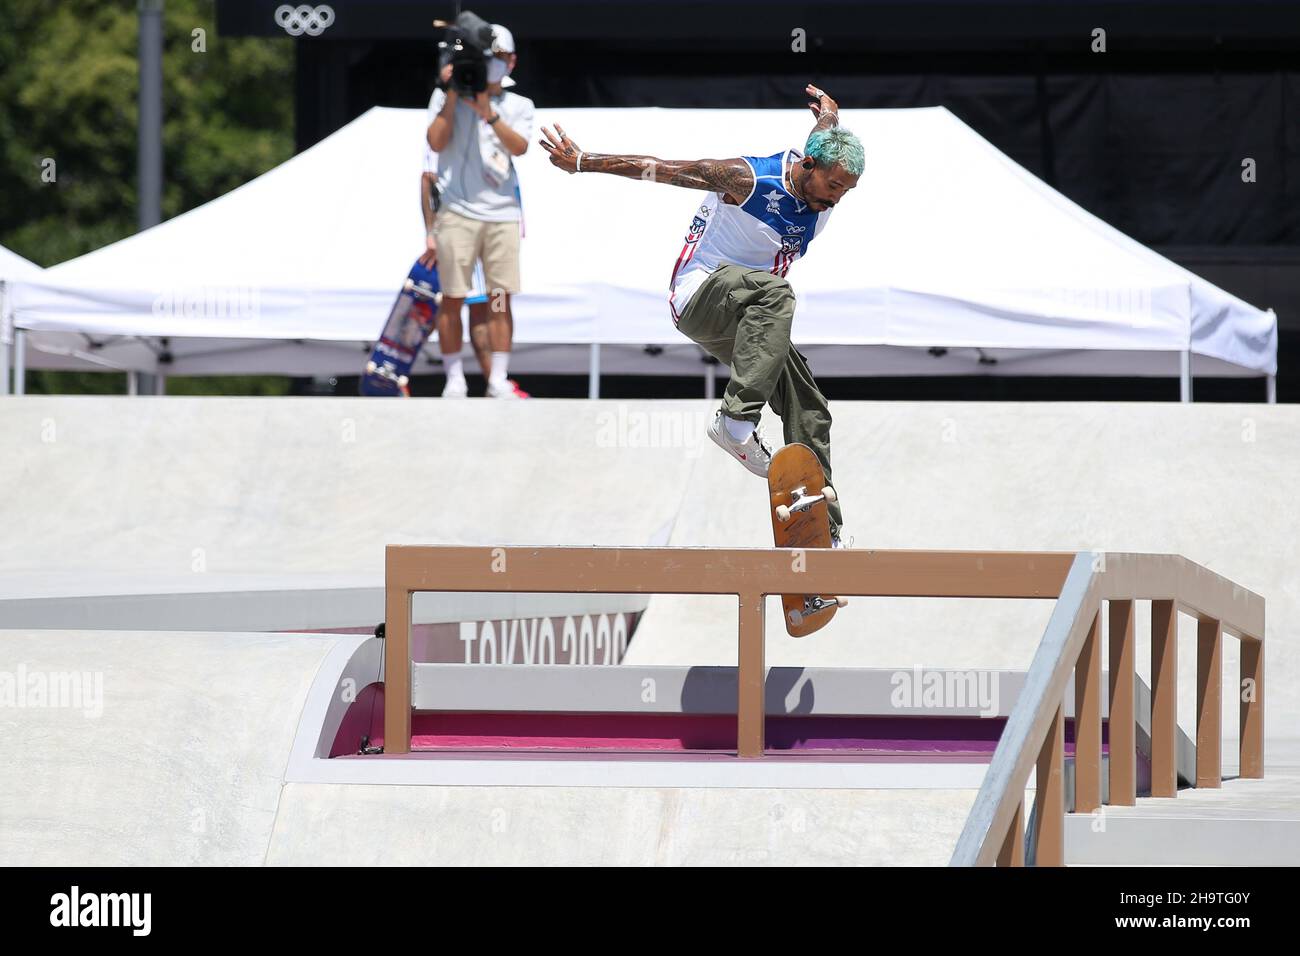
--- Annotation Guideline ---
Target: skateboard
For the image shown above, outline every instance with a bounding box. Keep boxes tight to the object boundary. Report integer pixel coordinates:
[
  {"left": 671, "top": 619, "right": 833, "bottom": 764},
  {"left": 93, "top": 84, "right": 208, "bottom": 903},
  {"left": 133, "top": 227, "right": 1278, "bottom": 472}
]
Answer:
[
  {"left": 361, "top": 258, "right": 442, "bottom": 396},
  {"left": 767, "top": 442, "right": 846, "bottom": 637}
]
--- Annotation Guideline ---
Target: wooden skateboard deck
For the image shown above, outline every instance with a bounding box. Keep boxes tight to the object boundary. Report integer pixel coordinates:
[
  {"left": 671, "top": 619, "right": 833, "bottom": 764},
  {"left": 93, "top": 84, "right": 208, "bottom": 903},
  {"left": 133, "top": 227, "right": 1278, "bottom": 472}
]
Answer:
[{"left": 768, "top": 443, "right": 843, "bottom": 637}]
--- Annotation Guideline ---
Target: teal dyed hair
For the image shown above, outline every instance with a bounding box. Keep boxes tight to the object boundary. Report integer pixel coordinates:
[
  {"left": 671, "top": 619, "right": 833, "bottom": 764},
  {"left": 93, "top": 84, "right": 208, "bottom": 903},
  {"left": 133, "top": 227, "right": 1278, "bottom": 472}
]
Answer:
[{"left": 804, "top": 126, "right": 865, "bottom": 176}]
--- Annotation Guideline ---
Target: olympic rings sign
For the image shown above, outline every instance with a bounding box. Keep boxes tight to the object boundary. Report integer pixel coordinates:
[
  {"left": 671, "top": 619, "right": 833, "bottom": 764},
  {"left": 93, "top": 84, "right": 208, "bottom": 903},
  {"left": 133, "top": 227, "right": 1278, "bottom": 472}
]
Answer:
[{"left": 275, "top": 4, "right": 335, "bottom": 37}]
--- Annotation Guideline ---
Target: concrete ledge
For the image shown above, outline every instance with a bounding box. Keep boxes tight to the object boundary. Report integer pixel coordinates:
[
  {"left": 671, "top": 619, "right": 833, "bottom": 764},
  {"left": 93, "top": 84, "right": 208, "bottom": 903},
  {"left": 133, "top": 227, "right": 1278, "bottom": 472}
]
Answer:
[
  {"left": 0, "top": 574, "right": 648, "bottom": 632},
  {"left": 288, "top": 752, "right": 994, "bottom": 790},
  {"left": 1066, "top": 812, "right": 1300, "bottom": 866},
  {"left": 264, "top": 782, "right": 982, "bottom": 865}
]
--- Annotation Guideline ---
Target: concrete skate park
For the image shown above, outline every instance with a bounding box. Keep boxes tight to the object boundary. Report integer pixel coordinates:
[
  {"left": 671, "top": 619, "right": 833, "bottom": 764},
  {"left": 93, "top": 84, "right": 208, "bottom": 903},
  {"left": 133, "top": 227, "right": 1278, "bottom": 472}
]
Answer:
[{"left": 1, "top": 396, "right": 1296, "bottom": 865}]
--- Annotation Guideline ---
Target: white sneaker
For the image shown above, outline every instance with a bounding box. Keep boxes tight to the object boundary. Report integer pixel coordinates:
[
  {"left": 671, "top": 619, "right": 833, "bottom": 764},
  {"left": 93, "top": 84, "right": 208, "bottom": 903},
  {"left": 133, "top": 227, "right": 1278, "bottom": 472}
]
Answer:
[
  {"left": 442, "top": 377, "right": 468, "bottom": 398},
  {"left": 486, "top": 380, "right": 520, "bottom": 399},
  {"left": 707, "top": 410, "right": 774, "bottom": 478}
]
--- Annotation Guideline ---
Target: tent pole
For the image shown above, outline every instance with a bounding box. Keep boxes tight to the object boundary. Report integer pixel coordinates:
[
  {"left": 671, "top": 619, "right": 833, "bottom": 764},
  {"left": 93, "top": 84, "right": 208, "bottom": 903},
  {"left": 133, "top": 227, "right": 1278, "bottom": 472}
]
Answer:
[
  {"left": 14, "top": 329, "right": 25, "bottom": 396},
  {"left": 0, "top": 279, "right": 8, "bottom": 395},
  {"left": 588, "top": 343, "right": 600, "bottom": 399},
  {"left": 1266, "top": 374, "right": 1276, "bottom": 405},
  {"left": 128, "top": 371, "right": 139, "bottom": 396},
  {"left": 154, "top": 373, "right": 167, "bottom": 396},
  {"left": 1179, "top": 349, "right": 1191, "bottom": 403},
  {"left": 137, "top": 0, "right": 163, "bottom": 231}
]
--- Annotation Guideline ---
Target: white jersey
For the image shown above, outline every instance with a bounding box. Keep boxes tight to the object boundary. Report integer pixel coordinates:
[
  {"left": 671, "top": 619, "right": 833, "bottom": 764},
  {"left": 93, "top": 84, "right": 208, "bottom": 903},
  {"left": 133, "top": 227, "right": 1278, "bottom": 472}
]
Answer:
[{"left": 668, "top": 148, "right": 833, "bottom": 320}]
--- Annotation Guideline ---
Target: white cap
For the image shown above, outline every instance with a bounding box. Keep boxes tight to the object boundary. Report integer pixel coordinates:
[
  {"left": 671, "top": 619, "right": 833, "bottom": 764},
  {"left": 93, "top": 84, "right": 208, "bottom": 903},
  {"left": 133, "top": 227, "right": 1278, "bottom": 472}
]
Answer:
[
  {"left": 490, "top": 24, "right": 515, "bottom": 55},
  {"left": 492, "top": 24, "right": 516, "bottom": 86}
]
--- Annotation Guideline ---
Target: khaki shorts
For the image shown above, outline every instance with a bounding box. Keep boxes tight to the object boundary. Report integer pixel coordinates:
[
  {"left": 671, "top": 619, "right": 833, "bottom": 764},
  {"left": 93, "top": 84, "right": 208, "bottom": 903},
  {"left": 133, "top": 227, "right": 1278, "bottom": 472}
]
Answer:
[{"left": 434, "top": 208, "right": 521, "bottom": 298}]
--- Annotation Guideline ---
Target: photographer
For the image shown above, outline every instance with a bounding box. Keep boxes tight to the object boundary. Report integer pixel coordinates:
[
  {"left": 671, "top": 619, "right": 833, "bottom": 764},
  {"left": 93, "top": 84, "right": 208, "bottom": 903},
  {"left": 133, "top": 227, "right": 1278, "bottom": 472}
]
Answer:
[{"left": 427, "top": 20, "right": 534, "bottom": 399}]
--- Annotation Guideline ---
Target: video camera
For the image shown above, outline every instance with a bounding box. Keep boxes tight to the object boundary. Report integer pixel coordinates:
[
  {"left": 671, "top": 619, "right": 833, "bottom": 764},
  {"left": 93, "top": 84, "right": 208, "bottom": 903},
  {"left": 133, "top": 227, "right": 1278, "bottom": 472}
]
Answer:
[{"left": 437, "top": 10, "right": 497, "bottom": 98}]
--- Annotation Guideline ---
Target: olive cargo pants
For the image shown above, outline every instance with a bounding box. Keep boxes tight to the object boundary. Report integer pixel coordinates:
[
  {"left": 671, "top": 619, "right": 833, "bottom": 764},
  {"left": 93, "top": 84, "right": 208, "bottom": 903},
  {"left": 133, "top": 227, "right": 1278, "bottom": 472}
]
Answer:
[{"left": 675, "top": 264, "right": 843, "bottom": 536}]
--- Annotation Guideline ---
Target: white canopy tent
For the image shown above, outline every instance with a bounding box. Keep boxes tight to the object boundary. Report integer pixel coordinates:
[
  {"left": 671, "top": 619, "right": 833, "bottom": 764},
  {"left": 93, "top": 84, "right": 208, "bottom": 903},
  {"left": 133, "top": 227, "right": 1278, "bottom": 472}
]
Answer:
[
  {"left": 1, "top": 245, "right": 154, "bottom": 394},
  {"left": 1, "top": 245, "right": 43, "bottom": 394},
  {"left": 5, "top": 106, "right": 1278, "bottom": 400}
]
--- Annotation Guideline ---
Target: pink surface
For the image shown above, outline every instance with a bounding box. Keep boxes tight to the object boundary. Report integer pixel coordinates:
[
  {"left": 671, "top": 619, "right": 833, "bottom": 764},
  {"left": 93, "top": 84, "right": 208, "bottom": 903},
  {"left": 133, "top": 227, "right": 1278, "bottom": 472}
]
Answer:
[{"left": 331, "top": 692, "right": 1119, "bottom": 763}]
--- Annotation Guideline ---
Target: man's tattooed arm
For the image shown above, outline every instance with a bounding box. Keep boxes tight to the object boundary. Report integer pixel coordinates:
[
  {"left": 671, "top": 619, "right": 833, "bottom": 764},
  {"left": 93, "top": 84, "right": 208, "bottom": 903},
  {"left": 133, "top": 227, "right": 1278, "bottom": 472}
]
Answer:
[
  {"left": 539, "top": 126, "right": 754, "bottom": 201},
  {"left": 579, "top": 156, "right": 754, "bottom": 199},
  {"left": 805, "top": 85, "right": 840, "bottom": 137},
  {"left": 577, "top": 154, "right": 754, "bottom": 202},
  {"left": 812, "top": 109, "right": 839, "bottom": 134}
]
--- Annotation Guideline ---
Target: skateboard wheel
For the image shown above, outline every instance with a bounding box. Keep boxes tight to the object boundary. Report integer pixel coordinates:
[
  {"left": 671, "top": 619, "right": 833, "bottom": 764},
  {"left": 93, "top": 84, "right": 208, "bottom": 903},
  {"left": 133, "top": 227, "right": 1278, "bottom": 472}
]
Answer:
[
  {"left": 365, "top": 361, "right": 377, "bottom": 374},
  {"left": 775, "top": 504, "right": 792, "bottom": 523},
  {"left": 836, "top": 596, "right": 848, "bottom": 608},
  {"left": 397, "top": 375, "right": 409, "bottom": 387},
  {"left": 403, "top": 279, "right": 415, "bottom": 291},
  {"left": 788, "top": 608, "right": 804, "bottom": 627},
  {"left": 822, "top": 486, "right": 837, "bottom": 503}
]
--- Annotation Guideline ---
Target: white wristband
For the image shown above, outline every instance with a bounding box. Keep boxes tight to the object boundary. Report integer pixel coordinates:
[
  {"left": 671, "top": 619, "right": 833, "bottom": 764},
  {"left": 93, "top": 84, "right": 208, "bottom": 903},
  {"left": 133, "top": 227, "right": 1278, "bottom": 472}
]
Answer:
[{"left": 575, "top": 151, "right": 583, "bottom": 172}]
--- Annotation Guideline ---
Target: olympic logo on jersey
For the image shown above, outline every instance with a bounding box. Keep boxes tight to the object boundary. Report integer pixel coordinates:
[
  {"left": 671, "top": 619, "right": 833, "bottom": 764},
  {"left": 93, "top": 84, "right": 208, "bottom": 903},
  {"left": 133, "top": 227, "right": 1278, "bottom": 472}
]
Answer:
[{"left": 275, "top": 4, "right": 335, "bottom": 36}]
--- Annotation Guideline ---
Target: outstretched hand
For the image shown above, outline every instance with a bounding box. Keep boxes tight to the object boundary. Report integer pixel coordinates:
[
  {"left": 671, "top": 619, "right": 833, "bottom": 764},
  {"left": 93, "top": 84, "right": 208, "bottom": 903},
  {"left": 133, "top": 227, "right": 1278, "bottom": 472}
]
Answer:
[
  {"left": 539, "top": 124, "right": 583, "bottom": 173},
  {"left": 806, "top": 84, "right": 838, "bottom": 123}
]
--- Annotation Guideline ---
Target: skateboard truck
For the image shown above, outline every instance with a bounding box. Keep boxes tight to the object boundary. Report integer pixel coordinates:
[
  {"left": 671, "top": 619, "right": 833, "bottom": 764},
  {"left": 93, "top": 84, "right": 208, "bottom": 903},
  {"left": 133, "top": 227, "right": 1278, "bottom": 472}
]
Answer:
[
  {"left": 774, "top": 484, "right": 837, "bottom": 523},
  {"left": 788, "top": 594, "right": 849, "bottom": 627},
  {"left": 404, "top": 277, "right": 444, "bottom": 306},
  {"left": 365, "top": 362, "right": 413, "bottom": 389}
]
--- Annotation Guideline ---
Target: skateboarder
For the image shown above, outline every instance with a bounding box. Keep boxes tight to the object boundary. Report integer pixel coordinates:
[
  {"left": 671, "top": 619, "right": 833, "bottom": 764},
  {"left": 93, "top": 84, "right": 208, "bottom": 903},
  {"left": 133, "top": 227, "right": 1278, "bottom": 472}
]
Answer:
[{"left": 540, "top": 85, "right": 860, "bottom": 543}]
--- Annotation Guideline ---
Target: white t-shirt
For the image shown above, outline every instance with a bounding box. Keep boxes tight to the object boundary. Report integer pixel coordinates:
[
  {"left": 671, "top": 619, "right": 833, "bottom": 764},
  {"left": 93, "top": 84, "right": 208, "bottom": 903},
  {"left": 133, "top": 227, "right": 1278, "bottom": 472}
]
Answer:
[{"left": 427, "top": 87, "right": 534, "bottom": 222}]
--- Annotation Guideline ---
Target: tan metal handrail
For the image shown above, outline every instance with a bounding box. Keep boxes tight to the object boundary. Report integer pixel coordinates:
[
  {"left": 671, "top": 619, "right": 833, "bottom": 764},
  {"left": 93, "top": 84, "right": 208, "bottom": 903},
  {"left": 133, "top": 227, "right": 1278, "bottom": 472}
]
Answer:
[
  {"left": 949, "top": 552, "right": 1265, "bottom": 866},
  {"left": 384, "top": 546, "right": 1073, "bottom": 755}
]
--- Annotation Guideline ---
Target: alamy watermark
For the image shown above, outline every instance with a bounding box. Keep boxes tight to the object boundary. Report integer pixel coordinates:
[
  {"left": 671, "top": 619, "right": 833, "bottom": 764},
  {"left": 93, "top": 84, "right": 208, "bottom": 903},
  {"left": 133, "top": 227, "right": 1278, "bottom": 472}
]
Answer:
[
  {"left": 890, "top": 666, "right": 1000, "bottom": 718},
  {"left": 0, "top": 664, "right": 103, "bottom": 718},
  {"left": 595, "top": 404, "right": 713, "bottom": 456},
  {"left": 50, "top": 886, "right": 150, "bottom": 936},
  {"left": 152, "top": 285, "right": 260, "bottom": 322}
]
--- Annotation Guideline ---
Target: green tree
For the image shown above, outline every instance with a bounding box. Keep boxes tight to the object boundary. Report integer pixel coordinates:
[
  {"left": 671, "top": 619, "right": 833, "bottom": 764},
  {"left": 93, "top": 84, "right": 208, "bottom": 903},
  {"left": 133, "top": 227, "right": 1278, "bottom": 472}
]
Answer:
[
  {"left": 0, "top": 0, "right": 293, "bottom": 264},
  {"left": 0, "top": 0, "right": 296, "bottom": 393}
]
